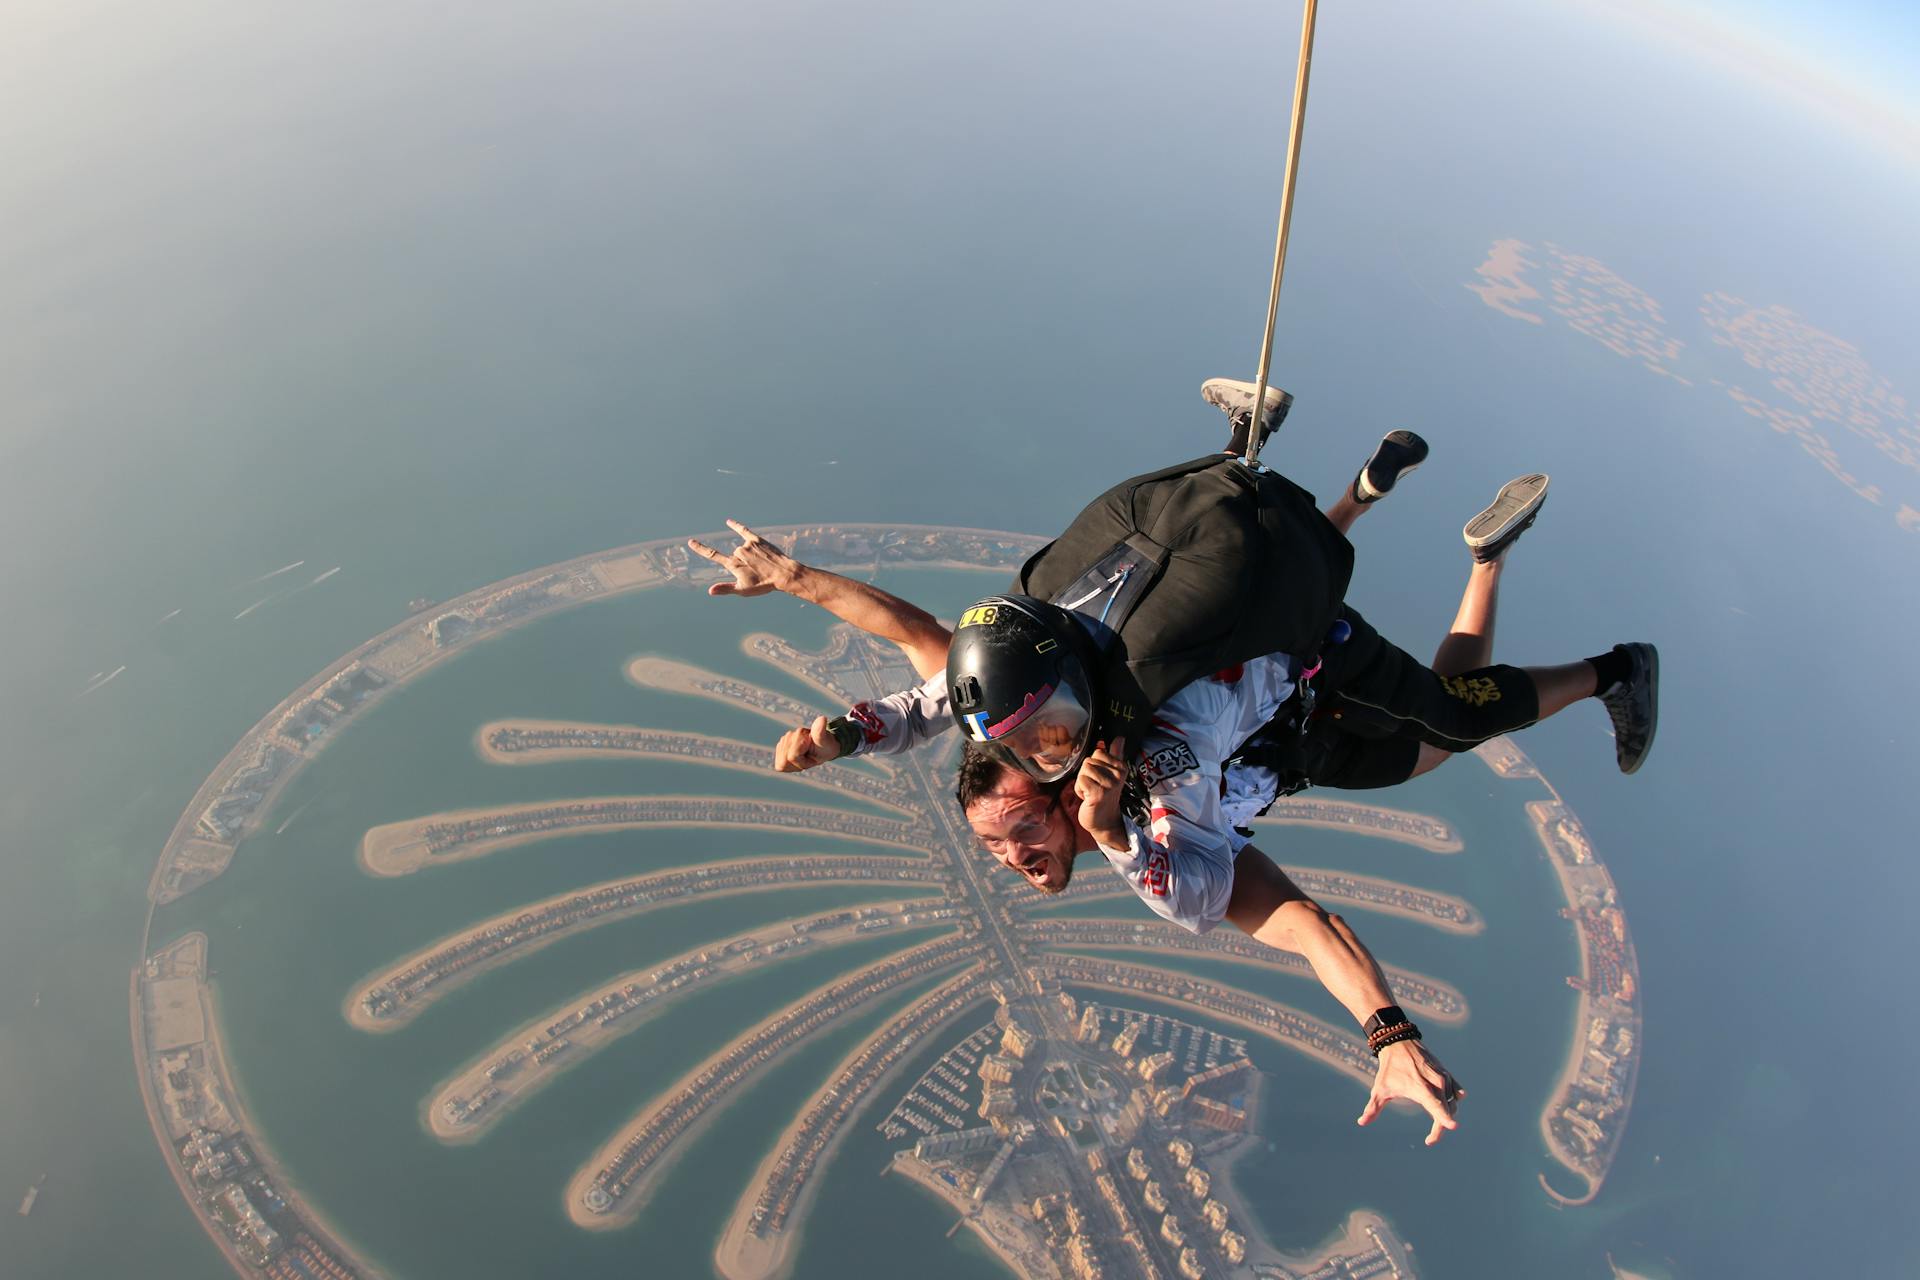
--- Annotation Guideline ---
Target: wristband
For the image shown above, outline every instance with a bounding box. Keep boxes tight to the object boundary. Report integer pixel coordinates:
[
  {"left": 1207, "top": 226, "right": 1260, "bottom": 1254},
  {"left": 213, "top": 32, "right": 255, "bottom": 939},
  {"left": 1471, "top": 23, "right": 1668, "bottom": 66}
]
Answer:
[
  {"left": 824, "top": 716, "right": 862, "bottom": 758},
  {"left": 1367, "top": 1013, "right": 1413, "bottom": 1043}
]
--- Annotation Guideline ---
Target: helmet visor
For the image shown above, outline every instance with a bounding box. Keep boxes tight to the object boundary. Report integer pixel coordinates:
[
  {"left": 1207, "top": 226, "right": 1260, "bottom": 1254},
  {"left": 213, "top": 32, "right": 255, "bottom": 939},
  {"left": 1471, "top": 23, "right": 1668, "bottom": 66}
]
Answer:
[{"left": 973, "top": 679, "right": 1093, "bottom": 784}]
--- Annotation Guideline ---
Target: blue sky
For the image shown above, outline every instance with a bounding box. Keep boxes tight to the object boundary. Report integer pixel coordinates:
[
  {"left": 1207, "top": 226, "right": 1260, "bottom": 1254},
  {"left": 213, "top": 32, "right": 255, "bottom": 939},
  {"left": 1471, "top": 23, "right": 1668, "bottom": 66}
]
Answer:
[{"left": 1586, "top": 0, "right": 1920, "bottom": 165}]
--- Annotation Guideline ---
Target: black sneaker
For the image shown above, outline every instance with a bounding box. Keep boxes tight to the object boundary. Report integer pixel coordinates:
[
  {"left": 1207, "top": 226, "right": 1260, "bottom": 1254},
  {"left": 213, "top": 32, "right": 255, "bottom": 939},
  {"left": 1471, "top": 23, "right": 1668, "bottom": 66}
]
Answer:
[
  {"left": 1463, "top": 473, "right": 1550, "bottom": 563},
  {"left": 1201, "top": 378, "right": 1294, "bottom": 454},
  {"left": 1353, "top": 430, "right": 1430, "bottom": 503},
  {"left": 1599, "top": 642, "right": 1659, "bottom": 774}
]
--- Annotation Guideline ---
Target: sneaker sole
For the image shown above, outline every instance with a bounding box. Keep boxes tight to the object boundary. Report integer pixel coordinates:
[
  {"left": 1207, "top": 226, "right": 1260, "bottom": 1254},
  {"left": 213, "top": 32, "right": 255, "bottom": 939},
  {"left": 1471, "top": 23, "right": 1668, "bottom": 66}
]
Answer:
[
  {"left": 1201, "top": 378, "right": 1292, "bottom": 418},
  {"left": 1358, "top": 430, "right": 1430, "bottom": 500},
  {"left": 1620, "top": 643, "right": 1659, "bottom": 775},
  {"left": 1463, "top": 473, "right": 1550, "bottom": 550}
]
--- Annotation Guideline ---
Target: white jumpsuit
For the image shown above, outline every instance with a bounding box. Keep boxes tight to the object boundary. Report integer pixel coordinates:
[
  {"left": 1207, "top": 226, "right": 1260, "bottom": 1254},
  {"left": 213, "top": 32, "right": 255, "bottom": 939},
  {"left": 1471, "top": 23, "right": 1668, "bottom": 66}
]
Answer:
[{"left": 841, "top": 658, "right": 1294, "bottom": 934}]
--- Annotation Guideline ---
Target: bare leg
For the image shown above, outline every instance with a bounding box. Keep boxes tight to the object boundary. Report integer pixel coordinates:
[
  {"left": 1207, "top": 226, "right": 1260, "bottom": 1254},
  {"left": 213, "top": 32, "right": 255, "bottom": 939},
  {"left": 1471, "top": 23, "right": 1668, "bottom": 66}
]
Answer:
[
  {"left": 1324, "top": 486, "right": 1369, "bottom": 536},
  {"left": 1431, "top": 557, "right": 1503, "bottom": 675}
]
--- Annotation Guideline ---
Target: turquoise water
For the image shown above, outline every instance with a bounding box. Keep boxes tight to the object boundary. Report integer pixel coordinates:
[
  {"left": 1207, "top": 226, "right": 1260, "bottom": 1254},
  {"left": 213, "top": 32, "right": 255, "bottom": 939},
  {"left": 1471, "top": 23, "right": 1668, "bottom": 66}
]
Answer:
[
  {"left": 5, "top": 1, "right": 1920, "bottom": 1277},
  {"left": 149, "top": 577, "right": 1597, "bottom": 1278}
]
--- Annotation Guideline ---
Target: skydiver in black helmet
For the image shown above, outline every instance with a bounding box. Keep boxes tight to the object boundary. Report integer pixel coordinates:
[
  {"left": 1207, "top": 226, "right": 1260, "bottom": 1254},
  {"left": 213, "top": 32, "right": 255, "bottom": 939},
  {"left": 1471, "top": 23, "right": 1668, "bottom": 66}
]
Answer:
[{"left": 691, "top": 379, "right": 1657, "bottom": 1145}]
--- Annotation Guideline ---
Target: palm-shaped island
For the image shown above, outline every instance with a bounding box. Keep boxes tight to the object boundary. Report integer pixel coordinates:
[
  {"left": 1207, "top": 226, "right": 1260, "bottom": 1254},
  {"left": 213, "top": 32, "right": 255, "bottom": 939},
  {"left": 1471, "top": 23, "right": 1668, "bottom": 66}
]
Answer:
[{"left": 135, "top": 526, "right": 1641, "bottom": 1280}]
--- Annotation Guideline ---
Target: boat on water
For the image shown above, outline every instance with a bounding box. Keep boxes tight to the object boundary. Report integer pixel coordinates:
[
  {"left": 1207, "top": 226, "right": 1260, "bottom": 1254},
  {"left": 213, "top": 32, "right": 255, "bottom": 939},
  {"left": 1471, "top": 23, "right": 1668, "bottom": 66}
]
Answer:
[{"left": 19, "top": 1174, "right": 44, "bottom": 1216}]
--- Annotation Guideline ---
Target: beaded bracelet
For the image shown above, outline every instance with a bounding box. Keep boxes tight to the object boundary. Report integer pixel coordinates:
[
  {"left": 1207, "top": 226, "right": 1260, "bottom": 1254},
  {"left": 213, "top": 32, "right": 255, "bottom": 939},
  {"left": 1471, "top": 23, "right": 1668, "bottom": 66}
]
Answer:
[{"left": 1368, "top": 1024, "right": 1422, "bottom": 1056}]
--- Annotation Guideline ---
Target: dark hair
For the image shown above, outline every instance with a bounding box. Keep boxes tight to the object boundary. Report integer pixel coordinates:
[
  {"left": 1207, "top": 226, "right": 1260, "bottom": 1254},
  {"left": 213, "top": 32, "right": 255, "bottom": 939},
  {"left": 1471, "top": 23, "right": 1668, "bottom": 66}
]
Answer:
[
  {"left": 954, "top": 746, "right": 1011, "bottom": 813},
  {"left": 954, "top": 745, "right": 1071, "bottom": 813}
]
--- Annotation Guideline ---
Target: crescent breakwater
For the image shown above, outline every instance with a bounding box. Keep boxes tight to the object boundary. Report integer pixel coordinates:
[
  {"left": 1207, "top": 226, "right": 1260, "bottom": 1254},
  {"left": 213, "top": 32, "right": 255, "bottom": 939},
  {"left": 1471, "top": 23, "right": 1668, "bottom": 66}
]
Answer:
[
  {"left": 1473, "top": 737, "right": 1643, "bottom": 1205},
  {"left": 149, "top": 523, "right": 1040, "bottom": 907},
  {"left": 137, "top": 525, "right": 1042, "bottom": 1279}
]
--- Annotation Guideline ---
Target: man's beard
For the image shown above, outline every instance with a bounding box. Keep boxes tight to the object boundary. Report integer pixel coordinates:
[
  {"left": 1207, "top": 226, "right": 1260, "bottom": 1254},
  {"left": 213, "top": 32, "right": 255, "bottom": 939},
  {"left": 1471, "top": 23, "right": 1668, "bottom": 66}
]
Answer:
[{"left": 1031, "top": 851, "right": 1073, "bottom": 895}]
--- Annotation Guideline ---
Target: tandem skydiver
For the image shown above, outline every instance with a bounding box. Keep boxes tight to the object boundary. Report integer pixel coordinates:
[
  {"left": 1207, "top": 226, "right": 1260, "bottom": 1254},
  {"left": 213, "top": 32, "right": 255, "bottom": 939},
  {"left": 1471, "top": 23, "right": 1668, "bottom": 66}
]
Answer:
[{"left": 687, "top": 381, "right": 1659, "bottom": 1145}]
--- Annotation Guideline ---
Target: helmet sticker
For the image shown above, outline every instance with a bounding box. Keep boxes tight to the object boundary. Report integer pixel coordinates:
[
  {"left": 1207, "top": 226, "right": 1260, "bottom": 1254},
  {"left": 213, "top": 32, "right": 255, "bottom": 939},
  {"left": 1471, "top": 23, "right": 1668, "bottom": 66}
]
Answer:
[
  {"left": 984, "top": 683, "right": 1054, "bottom": 739},
  {"left": 957, "top": 604, "right": 999, "bottom": 628}
]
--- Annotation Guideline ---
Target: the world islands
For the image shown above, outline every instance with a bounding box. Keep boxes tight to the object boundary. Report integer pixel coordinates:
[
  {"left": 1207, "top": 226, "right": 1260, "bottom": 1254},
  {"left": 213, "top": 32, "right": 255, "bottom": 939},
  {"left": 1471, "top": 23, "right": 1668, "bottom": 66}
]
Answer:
[{"left": 134, "top": 523, "right": 1643, "bottom": 1279}]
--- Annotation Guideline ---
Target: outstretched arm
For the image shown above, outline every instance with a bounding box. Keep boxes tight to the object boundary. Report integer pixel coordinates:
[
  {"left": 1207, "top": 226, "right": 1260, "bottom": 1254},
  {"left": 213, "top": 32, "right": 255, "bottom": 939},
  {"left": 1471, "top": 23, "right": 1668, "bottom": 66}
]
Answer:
[
  {"left": 688, "top": 520, "right": 952, "bottom": 679},
  {"left": 1225, "top": 845, "right": 1467, "bottom": 1146}
]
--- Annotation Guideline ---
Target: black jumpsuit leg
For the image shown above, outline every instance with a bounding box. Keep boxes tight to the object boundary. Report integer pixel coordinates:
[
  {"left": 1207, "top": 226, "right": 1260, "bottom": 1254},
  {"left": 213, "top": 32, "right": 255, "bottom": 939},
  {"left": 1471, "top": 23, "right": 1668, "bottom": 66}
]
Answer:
[{"left": 1312, "top": 606, "right": 1541, "bottom": 751}]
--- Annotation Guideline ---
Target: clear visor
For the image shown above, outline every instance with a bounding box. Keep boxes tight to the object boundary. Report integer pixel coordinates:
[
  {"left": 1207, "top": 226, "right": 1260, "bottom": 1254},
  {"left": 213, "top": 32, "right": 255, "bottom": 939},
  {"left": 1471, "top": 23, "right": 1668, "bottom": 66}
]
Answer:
[{"left": 984, "top": 681, "right": 1092, "bottom": 783}]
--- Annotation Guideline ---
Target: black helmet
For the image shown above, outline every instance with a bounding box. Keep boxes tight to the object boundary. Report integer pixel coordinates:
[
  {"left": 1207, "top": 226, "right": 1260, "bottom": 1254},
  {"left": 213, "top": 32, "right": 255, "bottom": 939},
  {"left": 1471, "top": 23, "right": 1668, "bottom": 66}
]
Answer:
[{"left": 946, "top": 595, "right": 1098, "bottom": 783}]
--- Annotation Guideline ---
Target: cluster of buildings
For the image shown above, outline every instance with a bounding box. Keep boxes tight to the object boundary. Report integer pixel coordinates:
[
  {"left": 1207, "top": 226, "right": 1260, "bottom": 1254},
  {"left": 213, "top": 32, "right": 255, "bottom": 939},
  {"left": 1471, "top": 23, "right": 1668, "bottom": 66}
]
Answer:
[
  {"left": 484, "top": 724, "right": 913, "bottom": 810},
  {"left": 1261, "top": 798, "right": 1459, "bottom": 849},
  {"left": 360, "top": 856, "right": 943, "bottom": 1019},
  {"left": 1017, "top": 922, "right": 1466, "bottom": 1026},
  {"left": 1529, "top": 801, "right": 1642, "bottom": 1192},
  {"left": 745, "top": 970, "right": 988, "bottom": 1238},
  {"left": 582, "top": 936, "right": 986, "bottom": 1214},
  {"left": 642, "top": 664, "right": 822, "bottom": 725},
  {"left": 425, "top": 570, "right": 600, "bottom": 648},
  {"left": 1037, "top": 955, "right": 1375, "bottom": 1081},
  {"left": 443, "top": 905, "right": 971, "bottom": 1130},
  {"left": 889, "top": 984, "right": 1274, "bottom": 1280},
  {"left": 141, "top": 937, "right": 363, "bottom": 1280},
  {"left": 274, "top": 664, "right": 387, "bottom": 746},
  {"left": 194, "top": 742, "right": 297, "bottom": 844},
  {"left": 1287, "top": 870, "right": 1478, "bottom": 930},
  {"left": 416, "top": 796, "right": 929, "bottom": 857}
]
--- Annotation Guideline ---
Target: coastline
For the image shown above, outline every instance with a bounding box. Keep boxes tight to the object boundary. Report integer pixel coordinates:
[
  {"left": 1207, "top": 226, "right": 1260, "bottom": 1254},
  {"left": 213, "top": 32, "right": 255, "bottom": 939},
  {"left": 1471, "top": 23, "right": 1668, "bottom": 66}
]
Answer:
[
  {"left": 134, "top": 933, "right": 387, "bottom": 1279},
  {"left": 1514, "top": 778, "right": 1642, "bottom": 1206}
]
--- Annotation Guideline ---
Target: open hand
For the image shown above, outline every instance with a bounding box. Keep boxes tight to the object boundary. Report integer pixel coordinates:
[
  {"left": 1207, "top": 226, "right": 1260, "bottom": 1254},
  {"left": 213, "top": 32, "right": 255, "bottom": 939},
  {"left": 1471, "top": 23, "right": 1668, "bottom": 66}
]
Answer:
[
  {"left": 774, "top": 716, "right": 841, "bottom": 773},
  {"left": 1072, "top": 738, "right": 1129, "bottom": 850},
  {"left": 688, "top": 520, "right": 800, "bottom": 597},
  {"left": 1358, "top": 1040, "right": 1466, "bottom": 1146}
]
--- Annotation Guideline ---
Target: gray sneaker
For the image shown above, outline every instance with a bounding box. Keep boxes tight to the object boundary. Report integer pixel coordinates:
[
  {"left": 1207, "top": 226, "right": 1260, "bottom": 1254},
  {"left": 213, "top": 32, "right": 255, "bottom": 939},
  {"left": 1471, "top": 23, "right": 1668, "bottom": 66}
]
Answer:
[
  {"left": 1202, "top": 378, "right": 1294, "bottom": 454},
  {"left": 1599, "top": 643, "right": 1659, "bottom": 774},
  {"left": 1463, "top": 473, "right": 1550, "bottom": 563}
]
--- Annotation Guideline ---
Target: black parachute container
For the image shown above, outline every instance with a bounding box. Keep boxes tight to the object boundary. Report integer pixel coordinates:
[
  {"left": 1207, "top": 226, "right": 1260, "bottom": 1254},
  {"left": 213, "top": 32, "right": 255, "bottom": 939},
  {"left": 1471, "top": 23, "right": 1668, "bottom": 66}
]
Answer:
[{"left": 1013, "top": 453, "right": 1353, "bottom": 741}]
